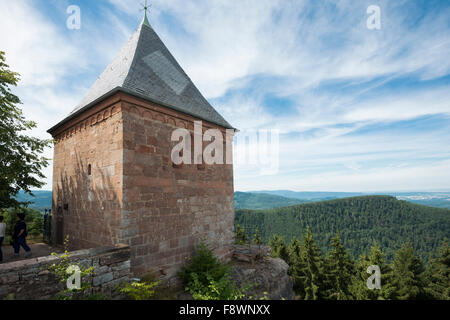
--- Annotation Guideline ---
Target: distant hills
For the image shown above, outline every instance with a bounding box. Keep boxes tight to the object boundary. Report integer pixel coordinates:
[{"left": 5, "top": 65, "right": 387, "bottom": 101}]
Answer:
[
  {"left": 14, "top": 190, "right": 52, "bottom": 211},
  {"left": 245, "top": 190, "right": 450, "bottom": 209},
  {"left": 235, "top": 195, "right": 450, "bottom": 262},
  {"left": 249, "top": 190, "right": 364, "bottom": 201},
  {"left": 13, "top": 190, "right": 450, "bottom": 262},
  {"left": 14, "top": 189, "right": 450, "bottom": 211},
  {"left": 234, "top": 192, "right": 308, "bottom": 210}
]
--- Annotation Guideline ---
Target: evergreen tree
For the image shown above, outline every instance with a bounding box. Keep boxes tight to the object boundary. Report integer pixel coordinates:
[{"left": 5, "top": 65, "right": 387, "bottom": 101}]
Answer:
[
  {"left": 350, "top": 252, "right": 371, "bottom": 300},
  {"left": 389, "top": 243, "right": 427, "bottom": 300},
  {"left": 350, "top": 243, "right": 394, "bottom": 300},
  {"left": 323, "top": 233, "right": 355, "bottom": 300},
  {"left": 235, "top": 196, "right": 450, "bottom": 263},
  {"left": 301, "top": 229, "right": 324, "bottom": 300},
  {"left": 424, "top": 242, "right": 450, "bottom": 300},
  {"left": 287, "top": 237, "right": 307, "bottom": 297},
  {"left": 269, "top": 234, "right": 289, "bottom": 263},
  {"left": 234, "top": 224, "right": 248, "bottom": 245},
  {"left": 253, "top": 228, "right": 262, "bottom": 245}
]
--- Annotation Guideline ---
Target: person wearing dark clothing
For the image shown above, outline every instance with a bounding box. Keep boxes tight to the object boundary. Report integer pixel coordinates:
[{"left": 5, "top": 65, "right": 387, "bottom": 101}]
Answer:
[
  {"left": 0, "top": 216, "right": 5, "bottom": 263},
  {"left": 13, "top": 213, "right": 31, "bottom": 258}
]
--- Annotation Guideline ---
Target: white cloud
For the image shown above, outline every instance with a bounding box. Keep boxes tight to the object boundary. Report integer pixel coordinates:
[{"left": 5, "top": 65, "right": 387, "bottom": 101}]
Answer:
[
  {"left": 2, "top": 0, "right": 449, "bottom": 192},
  {"left": 0, "top": 0, "right": 136, "bottom": 189},
  {"left": 0, "top": 0, "right": 84, "bottom": 86},
  {"left": 106, "top": 0, "right": 450, "bottom": 100}
]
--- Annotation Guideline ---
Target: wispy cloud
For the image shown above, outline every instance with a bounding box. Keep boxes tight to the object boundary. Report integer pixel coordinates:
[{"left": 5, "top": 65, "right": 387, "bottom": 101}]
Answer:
[{"left": 1, "top": 0, "right": 449, "bottom": 191}]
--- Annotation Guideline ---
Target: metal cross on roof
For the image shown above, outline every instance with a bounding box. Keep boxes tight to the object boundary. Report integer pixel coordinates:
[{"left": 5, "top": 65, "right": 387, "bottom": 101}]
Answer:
[{"left": 141, "top": 0, "right": 151, "bottom": 17}]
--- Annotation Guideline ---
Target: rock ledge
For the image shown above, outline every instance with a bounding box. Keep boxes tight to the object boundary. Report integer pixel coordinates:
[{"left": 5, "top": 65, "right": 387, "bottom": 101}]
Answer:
[{"left": 231, "top": 245, "right": 294, "bottom": 300}]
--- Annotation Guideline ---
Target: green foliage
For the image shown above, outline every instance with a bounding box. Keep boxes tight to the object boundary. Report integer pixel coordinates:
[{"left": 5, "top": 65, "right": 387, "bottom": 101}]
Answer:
[
  {"left": 119, "top": 272, "right": 177, "bottom": 300},
  {"left": 186, "top": 272, "right": 249, "bottom": 300},
  {"left": 298, "top": 229, "right": 324, "bottom": 300},
  {"left": 138, "top": 272, "right": 178, "bottom": 300},
  {"left": 349, "top": 243, "right": 395, "bottom": 300},
  {"left": 236, "top": 196, "right": 450, "bottom": 262},
  {"left": 2, "top": 207, "right": 44, "bottom": 243},
  {"left": 323, "top": 234, "right": 355, "bottom": 300},
  {"left": 286, "top": 237, "right": 306, "bottom": 295},
  {"left": 252, "top": 228, "right": 262, "bottom": 245},
  {"left": 180, "top": 242, "right": 250, "bottom": 300},
  {"left": 234, "top": 224, "right": 248, "bottom": 245},
  {"left": 120, "top": 280, "right": 160, "bottom": 300},
  {"left": 270, "top": 229, "right": 450, "bottom": 300},
  {"left": 179, "top": 242, "right": 229, "bottom": 287},
  {"left": 272, "top": 230, "right": 324, "bottom": 300},
  {"left": 424, "top": 242, "right": 450, "bottom": 300},
  {"left": 0, "top": 51, "right": 52, "bottom": 210},
  {"left": 3, "top": 293, "right": 15, "bottom": 300},
  {"left": 269, "top": 234, "right": 289, "bottom": 263},
  {"left": 48, "top": 236, "right": 94, "bottom": 299},
  {"left": 389, "top": 243, "right": 428, "bottom": 300}
]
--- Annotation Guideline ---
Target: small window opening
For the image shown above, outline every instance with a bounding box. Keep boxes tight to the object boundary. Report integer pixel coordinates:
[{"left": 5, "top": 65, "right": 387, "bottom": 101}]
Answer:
[{"left": 88, "top": 164, "right": 92, "bottom": 175}]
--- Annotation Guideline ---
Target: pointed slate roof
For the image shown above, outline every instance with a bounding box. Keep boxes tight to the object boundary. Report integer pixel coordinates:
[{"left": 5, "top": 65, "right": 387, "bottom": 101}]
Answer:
[{"left": 48, "top": 19, "right": 234, "bottom": 133}]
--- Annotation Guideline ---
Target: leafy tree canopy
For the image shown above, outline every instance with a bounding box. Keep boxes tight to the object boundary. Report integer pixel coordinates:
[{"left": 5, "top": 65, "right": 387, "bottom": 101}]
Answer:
[{"left": 0, "top": 51, "right": 51, "bottom": 209}]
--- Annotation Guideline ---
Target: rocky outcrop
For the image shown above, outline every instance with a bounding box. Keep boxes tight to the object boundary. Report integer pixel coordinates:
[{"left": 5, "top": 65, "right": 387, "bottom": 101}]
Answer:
[{"left": 231, "top": 245, "right": 294, "bottom": 300}]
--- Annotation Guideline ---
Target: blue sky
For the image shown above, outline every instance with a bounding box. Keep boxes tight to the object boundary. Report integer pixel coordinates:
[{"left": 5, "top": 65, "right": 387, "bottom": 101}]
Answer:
[{"left": 1, "top": 0, "right": 449, "bottom": 192}]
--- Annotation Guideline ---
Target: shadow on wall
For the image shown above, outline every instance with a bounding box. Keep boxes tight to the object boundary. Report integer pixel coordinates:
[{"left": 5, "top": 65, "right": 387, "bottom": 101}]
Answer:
[{"left": 53, "top": 151, "right": 121, "bottom": 251}]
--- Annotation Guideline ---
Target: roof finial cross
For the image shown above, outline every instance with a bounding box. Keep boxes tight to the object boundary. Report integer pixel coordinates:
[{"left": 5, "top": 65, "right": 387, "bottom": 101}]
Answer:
[{"left": 141, "top": 0, "right": 151, "bottom": 26}]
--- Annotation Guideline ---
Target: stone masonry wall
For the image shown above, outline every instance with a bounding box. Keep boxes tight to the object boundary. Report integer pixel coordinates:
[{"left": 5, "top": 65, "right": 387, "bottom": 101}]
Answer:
[
  {"left": 120, "top": 94, "right": 235, "bottom": 278},
  {"left": 51, "top": 95, "right": 124, "bottom": 249},
  {"left": 0, "top": 244, "right": 131, "bottom": 300},
  {"left": 49, "top": 92, "right": 235, "bottom": 279}
]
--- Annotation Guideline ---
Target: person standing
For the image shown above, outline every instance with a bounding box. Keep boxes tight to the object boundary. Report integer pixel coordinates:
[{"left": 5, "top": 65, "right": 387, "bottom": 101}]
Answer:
[
  {"left": 0, "top": 216, "right": 5, "bottom": 263},
  {"left": 13, "top": 213, "right": 32, "bottom": 258}
]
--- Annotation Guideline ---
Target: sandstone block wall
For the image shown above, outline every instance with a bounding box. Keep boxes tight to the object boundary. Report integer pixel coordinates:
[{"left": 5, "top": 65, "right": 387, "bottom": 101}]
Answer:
[
  {"left": 50, "top": 92, "right": 235, "bottom": 278},
  {"left": 0, "top": 244, "right": 131, "bottom": 300},
  {"left": 51, "top": 95, "right": 124, "bottom": 249},
  {"left": 120, "top": 95, "right": 235, "bottom": 277}
]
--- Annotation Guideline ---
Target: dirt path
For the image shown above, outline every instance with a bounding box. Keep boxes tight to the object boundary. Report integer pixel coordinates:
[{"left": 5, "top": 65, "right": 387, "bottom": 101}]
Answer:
[{"left": 1, "top": 243, "right": 63, "bottom": 264}]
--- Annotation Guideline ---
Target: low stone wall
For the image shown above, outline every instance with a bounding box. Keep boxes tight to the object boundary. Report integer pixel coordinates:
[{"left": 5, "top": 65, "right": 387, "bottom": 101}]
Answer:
[{"left": 0, "top": 244, "right": 131, "bottom": 300}]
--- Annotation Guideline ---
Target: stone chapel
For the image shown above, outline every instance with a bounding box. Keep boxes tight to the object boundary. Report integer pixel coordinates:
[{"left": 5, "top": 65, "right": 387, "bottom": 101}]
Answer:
[{"left": 47, "top": 14, "right": 236, "bottom": 277}]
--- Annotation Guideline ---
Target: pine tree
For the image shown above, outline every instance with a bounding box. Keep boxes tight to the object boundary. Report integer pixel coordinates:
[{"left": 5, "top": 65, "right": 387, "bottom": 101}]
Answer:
[
  {"left": 350, "top": 252, "right": 371, "bottom": 300},
  {"left": 301, "top": 229, "right": 324, "bottom": 300},
  {"left": 424, "top": 242, "right": 450, "bottom": 300},
  {"left": 269, "top": 234, "right": 290, "bottom": 263},
  {"left": 350, "top": 243, "right": 394, "bottom": 300},
  {"left": 253, "top": 228, "right": 262, "bottom": 245},
  {"left": 323, "top": 233, "right": 355, "bottom": 300},
  {"left": 234, "top": 224, "right": 248, "bottom": 245},
  {"left": 390, "top": 243, "right": 427, "bottom": 300},
  {"left": 287, "top": 237, "right": 307, "bottom": 297},
  {"left": 288, "top": 237, "right": 303, "bottom": 262}
]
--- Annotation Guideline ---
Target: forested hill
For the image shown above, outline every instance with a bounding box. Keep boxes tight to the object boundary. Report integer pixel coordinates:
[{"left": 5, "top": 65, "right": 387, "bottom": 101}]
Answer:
[
  {"left": 234, "top": 192, "right": 307, "bottom": 210},
  {"left": 235, "top": 195, "right": 450, "bottom": 262}
]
